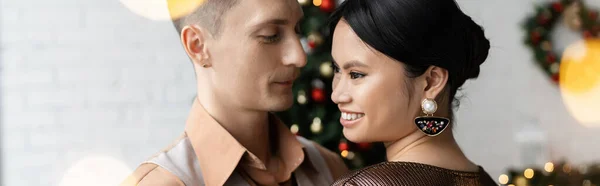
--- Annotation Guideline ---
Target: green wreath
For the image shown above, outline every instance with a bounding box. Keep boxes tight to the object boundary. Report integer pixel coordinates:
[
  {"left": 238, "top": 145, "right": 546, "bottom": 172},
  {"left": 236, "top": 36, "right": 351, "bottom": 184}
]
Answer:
[{"left": 523, "top": 0, "right": 600, "bottom": 84}]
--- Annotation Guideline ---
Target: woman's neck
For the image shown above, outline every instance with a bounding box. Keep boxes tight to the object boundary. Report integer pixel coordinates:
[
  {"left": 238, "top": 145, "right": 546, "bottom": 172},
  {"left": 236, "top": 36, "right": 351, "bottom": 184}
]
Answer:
[{"left": 384, "top": 129, "right": 479, "bottom": 172}]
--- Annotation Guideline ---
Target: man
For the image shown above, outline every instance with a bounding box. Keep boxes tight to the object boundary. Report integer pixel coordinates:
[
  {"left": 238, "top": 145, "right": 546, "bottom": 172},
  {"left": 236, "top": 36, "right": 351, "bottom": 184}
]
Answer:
[{"left": 121, "top": 0, "right": 348, "bottom": 185}]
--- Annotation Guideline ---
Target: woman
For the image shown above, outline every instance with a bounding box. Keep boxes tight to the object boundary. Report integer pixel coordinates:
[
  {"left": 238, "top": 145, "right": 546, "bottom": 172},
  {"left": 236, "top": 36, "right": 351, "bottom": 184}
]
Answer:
[{"left": 328, "top": 0, "right": 497, "bottom": 185}]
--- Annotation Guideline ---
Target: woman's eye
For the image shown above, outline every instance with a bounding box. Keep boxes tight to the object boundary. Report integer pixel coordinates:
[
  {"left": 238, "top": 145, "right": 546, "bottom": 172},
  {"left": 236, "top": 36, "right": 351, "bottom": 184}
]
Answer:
[{"left": 350, "top": 72, "right": 365, "bottom": 79}]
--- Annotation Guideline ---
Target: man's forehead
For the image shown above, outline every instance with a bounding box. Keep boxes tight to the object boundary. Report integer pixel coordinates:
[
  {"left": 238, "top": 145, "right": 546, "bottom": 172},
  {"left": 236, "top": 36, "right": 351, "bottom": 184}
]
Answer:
[{"left": 225, "top": 0, "right": 303, "bottom": 28}]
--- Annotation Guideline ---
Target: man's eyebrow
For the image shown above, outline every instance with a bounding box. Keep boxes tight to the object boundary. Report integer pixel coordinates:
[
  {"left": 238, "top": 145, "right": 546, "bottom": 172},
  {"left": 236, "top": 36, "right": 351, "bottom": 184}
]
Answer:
[{"left": 250, "top": 18, "right": 290, "bottom": 28}]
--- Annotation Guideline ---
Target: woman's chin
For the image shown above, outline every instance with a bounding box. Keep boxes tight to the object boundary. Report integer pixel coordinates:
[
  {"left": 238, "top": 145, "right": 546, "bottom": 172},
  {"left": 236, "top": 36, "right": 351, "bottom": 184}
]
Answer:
[{"left": 342, "top": 128, "right": 371, "bottom": 143}]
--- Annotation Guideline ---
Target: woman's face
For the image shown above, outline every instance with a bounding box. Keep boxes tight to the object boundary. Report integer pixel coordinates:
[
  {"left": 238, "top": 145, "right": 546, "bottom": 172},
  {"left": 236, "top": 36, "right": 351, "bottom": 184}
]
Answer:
[{"left": 331, "top": 21, "right": 424, "bottom": 143}]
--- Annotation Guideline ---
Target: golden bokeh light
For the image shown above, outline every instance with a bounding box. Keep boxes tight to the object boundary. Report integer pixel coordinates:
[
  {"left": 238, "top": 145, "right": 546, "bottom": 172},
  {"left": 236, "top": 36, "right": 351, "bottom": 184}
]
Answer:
[
  {"left": 311, "top": 117, "right": 323, "bottom": 133},
  {"left": 290, "top": 124, "right": 299, "bottom": 134},
  {"left": 119, "top": 0, "right": 205, "bottom": 21},
  {"left": 545, "top": 162, "right": 554, "bottom": 172},
  {"left": 524, "top": 168, "right": 535, "bottom": 179},
  {"left": 498, "top": 174, "right": 509, "bottom": 184},
  {"left": 313, "top": 0, "right": 323, "bottom": 6},
  {"left": 340, "top": 150, "right": 349, "bottom": 158},
  {"left": 320, "top": 62, "right": 334, "bottom": 77},
  {"left": 167, "top": 0, "right": 205, "bottom": 20},
  {"left": 560, "top": 39, "right": 600, "bottom": 127},
  {"left": 297, "top": 90, "right": 308, "bottom": 104}
]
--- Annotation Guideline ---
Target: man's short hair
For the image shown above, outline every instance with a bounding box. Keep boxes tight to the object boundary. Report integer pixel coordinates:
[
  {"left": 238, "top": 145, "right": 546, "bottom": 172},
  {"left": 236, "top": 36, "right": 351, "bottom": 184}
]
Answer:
[{"left": 168, "top": 0, "right": 240, "bottom": 37}]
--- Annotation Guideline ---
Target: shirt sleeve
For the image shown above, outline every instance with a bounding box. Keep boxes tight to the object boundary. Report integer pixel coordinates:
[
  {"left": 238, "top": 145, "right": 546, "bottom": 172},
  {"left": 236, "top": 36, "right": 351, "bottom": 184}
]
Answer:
[
  {"left": 120, "top": 163, "right": 186, "bottom": 186},
  {"left": 312, "top": 142, "right": 350, "bottom": 180}
]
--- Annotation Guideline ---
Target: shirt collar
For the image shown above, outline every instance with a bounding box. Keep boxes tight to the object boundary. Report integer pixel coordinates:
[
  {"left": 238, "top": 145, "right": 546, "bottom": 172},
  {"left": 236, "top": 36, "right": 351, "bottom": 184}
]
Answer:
[{"left": 184, "top": 99, "right": 306, "bottom": 186}]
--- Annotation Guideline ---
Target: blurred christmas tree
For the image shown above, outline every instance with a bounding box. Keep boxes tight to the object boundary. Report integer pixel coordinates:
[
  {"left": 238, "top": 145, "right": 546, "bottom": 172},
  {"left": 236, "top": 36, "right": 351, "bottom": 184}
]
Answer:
[
  {"left": 499, "top": 161, "right": 600, "bottom": 186},
  {"left": 274, "top": 0, "right": 386, "bottom": 169}
]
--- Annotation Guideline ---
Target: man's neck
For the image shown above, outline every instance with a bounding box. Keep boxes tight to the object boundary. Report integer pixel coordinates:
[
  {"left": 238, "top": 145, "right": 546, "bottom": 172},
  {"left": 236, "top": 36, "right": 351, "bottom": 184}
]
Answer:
[
  {"left": 384, "top": 129, "right": 478, "bottom": 172},
  {"left": 196, "top": 95, "right": 272, "bottom": 165}
]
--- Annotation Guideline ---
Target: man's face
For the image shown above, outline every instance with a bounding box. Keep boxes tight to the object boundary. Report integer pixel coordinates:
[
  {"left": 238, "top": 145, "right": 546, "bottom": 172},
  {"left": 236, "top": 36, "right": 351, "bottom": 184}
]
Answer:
[{"left": 205, "top": 0, "right": 306, "bottom": 112}]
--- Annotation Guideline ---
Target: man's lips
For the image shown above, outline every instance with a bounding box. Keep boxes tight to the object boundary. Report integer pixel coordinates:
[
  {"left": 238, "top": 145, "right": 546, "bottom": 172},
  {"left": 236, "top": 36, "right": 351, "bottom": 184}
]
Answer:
[{"left": 274, "top": 80, "right": 293, "bottom": 85}]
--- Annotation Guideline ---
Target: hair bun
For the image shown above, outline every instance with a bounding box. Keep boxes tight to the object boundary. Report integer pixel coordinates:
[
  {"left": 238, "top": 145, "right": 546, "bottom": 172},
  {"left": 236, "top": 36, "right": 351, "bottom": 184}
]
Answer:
[{"left": 460, "top": 15, "right": 490, "bottom": 82}]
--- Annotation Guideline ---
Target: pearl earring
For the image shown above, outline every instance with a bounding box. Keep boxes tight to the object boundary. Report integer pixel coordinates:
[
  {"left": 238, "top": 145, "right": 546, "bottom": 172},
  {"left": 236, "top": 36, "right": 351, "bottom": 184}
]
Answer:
[
  {"left": 414, "top": 98, "right": 450, "bottom": 136},
  {"left": 421, "top": 98, "right": 438, "bottom": 115}
]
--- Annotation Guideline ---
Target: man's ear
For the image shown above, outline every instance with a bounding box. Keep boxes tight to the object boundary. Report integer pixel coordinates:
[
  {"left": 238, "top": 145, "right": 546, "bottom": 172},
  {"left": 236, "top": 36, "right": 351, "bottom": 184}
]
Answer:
[
  {"left": 181, "top": 25, "right": 211, "bottom": 67},
  {"left": 421, "top": 66, "right": 449, "bottom": 100}
]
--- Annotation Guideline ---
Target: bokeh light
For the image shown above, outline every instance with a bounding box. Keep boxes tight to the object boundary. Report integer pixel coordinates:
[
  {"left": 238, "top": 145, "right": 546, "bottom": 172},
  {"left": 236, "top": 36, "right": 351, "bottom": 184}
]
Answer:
[
  {"left": 119, "top": 0, "right": 205, "bottom": 21},
  {"left": 545, "top": 162, "right": 554, "bottom": 172},
  {"left": 341, "top": 150, "right": 349, "bottom": 158},
  {"left": 559, "top": 39, "right": 600, "bottom": 127},
  {"left": 524, "top": 168, "right": 535, "bottom": 179},
  {"left": 498, "top": 174, "right": 509, "bottom": 184},
  {"left": 313, "top": 0, "right": 322, "bottom": 6},
  {"left": 290, "top": 124, "right": 299, "bottom": 134},
  {"left": 59, "top": 155, "right": 131, "bottom": 186},
  {"left": 298, "top": 0, "right": 310, "bottom": 6},
  {"left": 311, "top": 117, "right": 323, "bottom": 133}
]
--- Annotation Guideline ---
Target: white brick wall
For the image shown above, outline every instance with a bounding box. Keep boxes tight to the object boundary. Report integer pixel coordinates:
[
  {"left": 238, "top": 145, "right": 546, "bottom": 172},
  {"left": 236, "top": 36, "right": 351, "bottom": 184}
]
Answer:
[
  {"left": 2, "top": 0, "right": 600, "bottom": 185},
  {"left": 1, "top": 0, "right": 194, "bottom": 185}
]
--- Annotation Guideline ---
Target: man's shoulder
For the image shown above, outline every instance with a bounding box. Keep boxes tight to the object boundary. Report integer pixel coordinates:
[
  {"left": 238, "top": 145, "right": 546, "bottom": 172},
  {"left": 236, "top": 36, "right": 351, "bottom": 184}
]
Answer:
[
  {"left": 120, "top": 163, "right": 185, "bottom": 186},
  {"left": 150, "top": 133, "right": 189, "bottom": 158},
  {"left": 120, "top": 133, "right": 193, "bottom": 186}
]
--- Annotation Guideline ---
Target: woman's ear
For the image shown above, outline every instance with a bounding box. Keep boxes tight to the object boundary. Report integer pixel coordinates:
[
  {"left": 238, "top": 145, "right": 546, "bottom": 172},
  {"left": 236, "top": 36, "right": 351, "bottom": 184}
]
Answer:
[{"left": 422, "top": 66, "right": 449, "bottom": 100}]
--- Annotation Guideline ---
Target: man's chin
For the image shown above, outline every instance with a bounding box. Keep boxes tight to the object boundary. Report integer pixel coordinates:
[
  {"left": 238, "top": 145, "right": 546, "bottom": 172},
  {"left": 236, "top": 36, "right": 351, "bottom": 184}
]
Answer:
[{"left": 265, "top": 96, "right": 294, "bottom": 112}]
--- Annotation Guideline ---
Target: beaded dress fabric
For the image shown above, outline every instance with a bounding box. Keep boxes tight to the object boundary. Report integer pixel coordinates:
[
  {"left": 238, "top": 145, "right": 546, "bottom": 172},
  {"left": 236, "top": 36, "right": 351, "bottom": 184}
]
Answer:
[{"left": 331, "top": 161, "right": 498, "bottom": 186}]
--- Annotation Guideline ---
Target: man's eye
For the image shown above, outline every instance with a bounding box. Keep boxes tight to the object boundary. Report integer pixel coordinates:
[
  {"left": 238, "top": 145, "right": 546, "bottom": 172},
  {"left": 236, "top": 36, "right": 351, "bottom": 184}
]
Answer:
[{"left": 261, "top": 34, "right": 281, "bottom": 44}]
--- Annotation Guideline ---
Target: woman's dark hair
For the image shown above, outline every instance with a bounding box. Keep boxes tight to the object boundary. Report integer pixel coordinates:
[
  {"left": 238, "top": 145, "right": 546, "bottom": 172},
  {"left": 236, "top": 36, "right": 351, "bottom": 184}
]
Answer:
[{"left": 329, "top": 0, "right": 490, "bottom": 119}]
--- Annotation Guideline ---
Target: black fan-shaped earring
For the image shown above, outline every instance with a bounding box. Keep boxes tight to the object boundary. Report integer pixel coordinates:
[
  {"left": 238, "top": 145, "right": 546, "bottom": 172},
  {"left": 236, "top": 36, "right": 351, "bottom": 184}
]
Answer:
[{"left": 414, "top": 98, "right": 450, "bottom": 136}]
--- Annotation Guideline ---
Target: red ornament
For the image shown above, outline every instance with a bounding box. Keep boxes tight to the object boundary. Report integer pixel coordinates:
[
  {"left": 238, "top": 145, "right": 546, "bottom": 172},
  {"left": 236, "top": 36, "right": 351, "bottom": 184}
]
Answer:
[
  {"left": 357, "top": 142, "right": 371, "bottom": 150},
  {"left": 546, "top": 53, "right": 556, "bottom": 64},
  {"left": 311, "top": 88, "right": 325, "bottom": 103},
  {"left": 308, "top": 40, "right": 316, "bottom": 49},
  {"left": 320, "top": 0, "right": 335, "bottom": 12},
  {"left": 531, "top": 31, "right": 541, "bottom": 44},
  {"left": 583, "top": 30, "right": 593, "bottom": 38},
  {"left": 338, "top": 142, "right": 348, "bottom": 151},
  {"left": 590, "top": 11, "right": 598, "bottom": 21},
  {"left": 552, "top": 2, "right": 563, "bottom": 12},
  {"left": 551, "top": 73, "right": 560, "bottom": 83}
]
